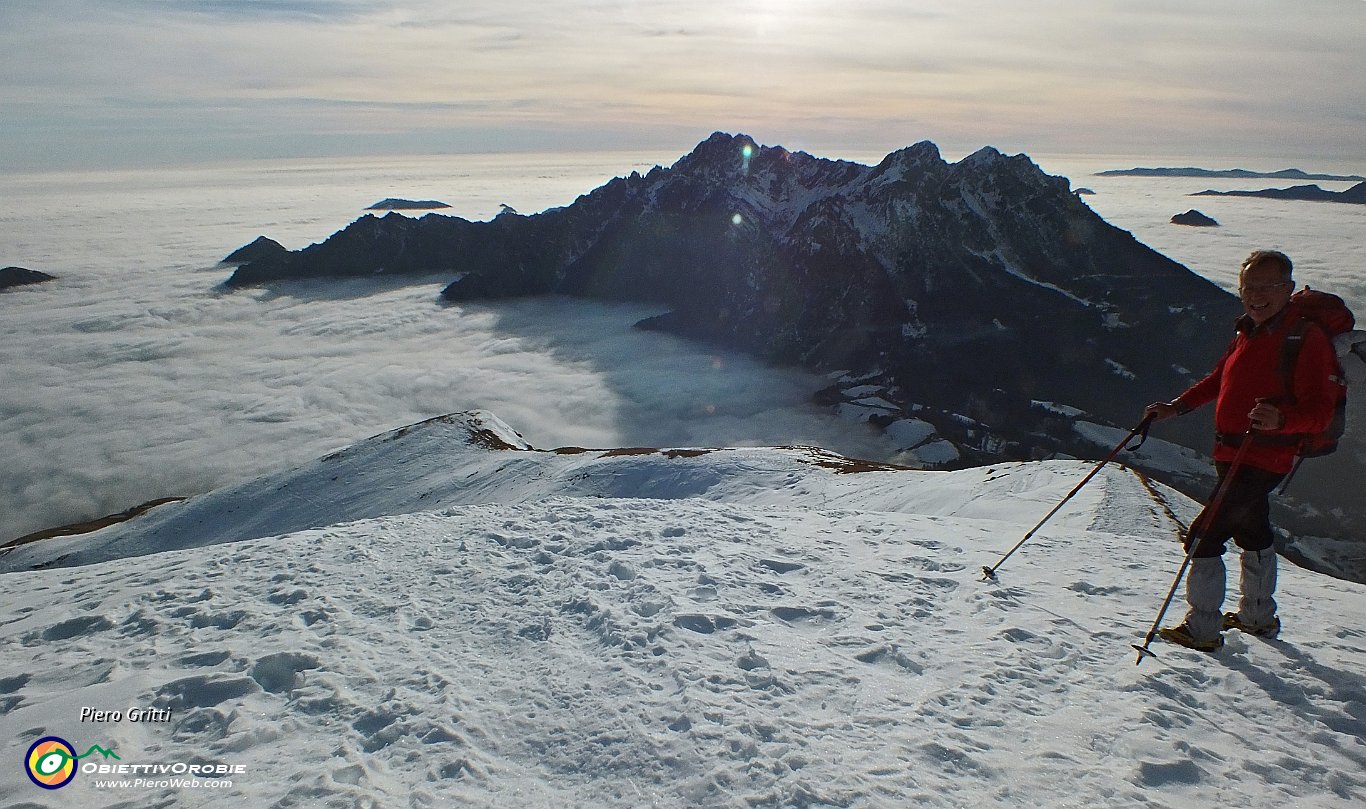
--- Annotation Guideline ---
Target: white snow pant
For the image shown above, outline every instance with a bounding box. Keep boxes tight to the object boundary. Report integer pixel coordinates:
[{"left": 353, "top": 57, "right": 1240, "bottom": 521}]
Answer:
[
  {"left": 1184, "top": 549, "right": 1278, "bottom": 641},
  {"left": 1183, "top": 556, "right": 1225, "bottom": 643},
  {"left": 1236, "top": 547, "right": 1278, "bottom": 628}
]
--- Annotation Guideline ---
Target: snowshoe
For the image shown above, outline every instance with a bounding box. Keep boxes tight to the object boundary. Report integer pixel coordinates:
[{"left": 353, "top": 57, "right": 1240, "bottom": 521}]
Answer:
[
  {"left": 1222, "top": 612, "right": 1281, "bottom": 639},
  {"left": 1157, "top": 623, "right": 1224, "bottom": 652}
]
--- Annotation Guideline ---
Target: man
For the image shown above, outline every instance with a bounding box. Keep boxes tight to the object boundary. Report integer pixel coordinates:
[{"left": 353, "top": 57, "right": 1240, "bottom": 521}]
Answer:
[{"left": 1144, "top": 250, "right": 1338, "bottom": 651}]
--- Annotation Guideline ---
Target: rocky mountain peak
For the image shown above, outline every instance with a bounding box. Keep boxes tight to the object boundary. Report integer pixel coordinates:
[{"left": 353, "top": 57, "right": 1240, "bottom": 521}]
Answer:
[
  {"left": 223, "top": 138, "right": 1235, "bottom": 431},
  {"left": 950, "top": 146, "right": 1068, "bottom": 194},
  {"left": 958, "top": 145, "right": 1007, "bottom": 166},
  {"left": 670, "top": 131, "right": 761, "bottom": 178},
  {"left": 873, "top": 141, "right": 945, "bottom": 174}
]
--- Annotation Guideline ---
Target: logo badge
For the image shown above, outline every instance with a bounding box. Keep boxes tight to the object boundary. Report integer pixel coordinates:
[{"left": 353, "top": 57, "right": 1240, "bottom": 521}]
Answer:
[{"left": 25, "top": 736, "right": 78, "bottom": 790}]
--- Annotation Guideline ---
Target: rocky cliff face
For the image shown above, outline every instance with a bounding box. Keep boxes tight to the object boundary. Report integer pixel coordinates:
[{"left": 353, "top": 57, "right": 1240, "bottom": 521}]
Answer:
[{"left": 220, "top": 134, "right": 1366, "bottom": 549}]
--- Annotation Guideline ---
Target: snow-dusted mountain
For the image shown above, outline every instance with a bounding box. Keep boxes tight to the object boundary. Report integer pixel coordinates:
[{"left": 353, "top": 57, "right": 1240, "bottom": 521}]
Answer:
[
  {"left": 225, "top": 134, "right": 1239, "bottom": 440},
  {"left": 218, "top": 132, "right": 1366, "bottom": 555},
  {"left": 3, "top": 412, "right": 1363, "bottom": 807}
]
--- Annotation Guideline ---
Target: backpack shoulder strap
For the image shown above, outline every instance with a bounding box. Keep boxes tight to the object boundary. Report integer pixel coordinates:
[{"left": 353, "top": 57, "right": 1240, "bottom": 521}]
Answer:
[{"left": 1277, "top": 317, "right": 1313, "bottom": 405}]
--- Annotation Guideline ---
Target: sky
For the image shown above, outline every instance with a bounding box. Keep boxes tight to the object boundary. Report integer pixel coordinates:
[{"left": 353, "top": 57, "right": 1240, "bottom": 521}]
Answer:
[{"left": 1, "top": 0, "right": 1363, "bottom": 171}]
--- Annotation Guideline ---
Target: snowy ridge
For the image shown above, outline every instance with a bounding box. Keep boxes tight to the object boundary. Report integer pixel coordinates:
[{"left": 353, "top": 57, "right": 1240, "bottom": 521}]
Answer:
[
  {"left": 0, "top": 410, "right": 1155, "bottom": 574},
  {"left": 2, "top": 412, "right": 1364, "bottom": 807}
]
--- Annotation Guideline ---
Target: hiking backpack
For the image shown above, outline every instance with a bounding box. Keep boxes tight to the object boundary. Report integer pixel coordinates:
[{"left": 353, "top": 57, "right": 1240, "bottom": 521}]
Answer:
[{"left": 1278, "top": 287, "right": 1359, "bottom": 460}]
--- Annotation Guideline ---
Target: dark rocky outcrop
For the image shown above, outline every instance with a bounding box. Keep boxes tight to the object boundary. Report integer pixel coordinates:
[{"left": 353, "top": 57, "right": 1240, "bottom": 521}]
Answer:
[
  {"left": 0, "top": 266, "right": 56, "bottom": 289},
  {"left": 1171, "top": 209, "right": 1219, "bottom": 226},
  {"left": 365, "top": 198, "right": 451, "bottom": 210},
  {"left": 1192, "top": 182, "right": 1366, "bottom": 204},
  {"left": 222, "top": 236, "right": 288, "bottom": 265}
]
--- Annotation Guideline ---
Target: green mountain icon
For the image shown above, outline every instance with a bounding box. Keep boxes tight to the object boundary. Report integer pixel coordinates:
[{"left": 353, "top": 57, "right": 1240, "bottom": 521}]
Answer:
[{"left": 78, "top": 745, "right": 121, "bottom": 760}]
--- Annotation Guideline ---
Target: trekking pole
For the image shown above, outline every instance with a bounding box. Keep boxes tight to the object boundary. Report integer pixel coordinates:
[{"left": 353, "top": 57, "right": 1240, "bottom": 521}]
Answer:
[
  {"left": 1132, "top": 430, "right": 1255, "bottom": 665},
  {"left": 1275, "top": 454, "right": 1306, "bottom": 497},
  {"left": 981, "top": 414, "right": 1154, "bottom": 581}
]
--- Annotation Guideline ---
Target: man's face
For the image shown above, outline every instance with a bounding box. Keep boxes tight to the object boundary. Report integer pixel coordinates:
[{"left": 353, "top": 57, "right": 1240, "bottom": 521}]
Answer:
[{"left": 1239, "top": 262, "right": 1293, "bottom": 326}]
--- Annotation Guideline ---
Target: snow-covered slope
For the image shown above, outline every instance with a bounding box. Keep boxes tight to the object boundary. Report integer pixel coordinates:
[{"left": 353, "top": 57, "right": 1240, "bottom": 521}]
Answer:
[
  {"left": 2, "top": 412, "right": 1363, "bottom": 807},
  {"left": 0, "top": 411, "right": 1183, "bottom": 574}
]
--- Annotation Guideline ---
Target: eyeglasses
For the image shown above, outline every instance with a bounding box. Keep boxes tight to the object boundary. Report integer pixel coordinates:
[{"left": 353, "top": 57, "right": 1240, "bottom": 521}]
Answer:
[{"left": 1239, "top": 282, "right": 1291, "bottom": 294}]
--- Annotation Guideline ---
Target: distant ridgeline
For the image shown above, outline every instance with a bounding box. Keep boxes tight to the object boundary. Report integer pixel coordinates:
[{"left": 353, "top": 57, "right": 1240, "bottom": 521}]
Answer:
[
  {"left": 1192, "top": 182, "right": 1366, "bottom": 205},
  {"left": 221, "top": 133, "right": 1366, "bottom": 544},
  {"left": 1098, "top": 167, "right": 1366, "bottom": 206},
  {"left": 1097, "top": 167, "right": 1365, "bottom": 182}
]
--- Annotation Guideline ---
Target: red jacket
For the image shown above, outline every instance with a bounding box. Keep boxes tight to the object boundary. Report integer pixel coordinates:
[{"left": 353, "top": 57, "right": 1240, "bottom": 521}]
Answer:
[{"left": 1175, "top": 304, "right": 1338, "bottom": 475}]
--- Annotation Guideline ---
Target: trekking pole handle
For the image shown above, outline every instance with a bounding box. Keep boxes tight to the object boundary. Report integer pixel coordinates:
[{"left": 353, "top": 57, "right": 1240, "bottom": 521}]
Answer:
[{"left": 1126, "top": 413, "right": 1155, "bottom": 451}]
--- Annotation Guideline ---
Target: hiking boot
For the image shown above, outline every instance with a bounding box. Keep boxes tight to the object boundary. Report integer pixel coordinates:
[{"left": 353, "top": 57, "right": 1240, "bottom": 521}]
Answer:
[
  {"left": 1158, "top": 623, "right": 1224, "bottom": 652},
  {"left": 1223, "top": 612, "right": 1281, "bottom": 638}
]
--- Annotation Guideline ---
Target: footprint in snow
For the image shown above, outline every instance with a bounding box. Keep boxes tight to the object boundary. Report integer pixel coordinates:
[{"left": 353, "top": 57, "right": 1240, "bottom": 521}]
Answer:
[
  {"left": 1068, "top": 581, "right": 1126, "bottom": 597},
  {"left": 689, "top": 585, "right": 719, "bottom": 601},
  {"left": 155, "top": 673, "right": 261, "bottom": 710},
  {"left": 250, "top": 651, "right": 323, "bottom": 693},
  {"left": 0, "top": 674, "right": 31, "bottom": 693},
  {"left": 759, "top": 559, "right": 805, "bottom": 574},
  {"left": 1136, "top": 759, "right": 1204, "bottom": 786},
  {"left": 854, "top": 645, "right": 924, "bottom": 674},
  {"left": 737, "top": 649, "right": 770, "bottom": 671},
  {"left": 33, "top": 614, "right": 114, "bottom": 642},
  {"left": 268, "top": 587, "right": 309, "bottom": 605},
  {"left": 771, "top": 606, "right": 838, "bottom": 625},
  {"left": 188, "top": 610, "right": 247, "bottom": 630},
  {"left": 674, "top": 614, "right": 738, "bottom": 634},
  {"left": 178, "top": 650, "right": 232, "bottom": 668}
]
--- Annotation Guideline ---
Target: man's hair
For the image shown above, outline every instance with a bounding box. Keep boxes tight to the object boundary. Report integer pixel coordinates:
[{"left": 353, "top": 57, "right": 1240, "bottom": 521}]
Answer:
[{"left": 1240, "top": 249, "right": 1294, "bottom": 281}]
